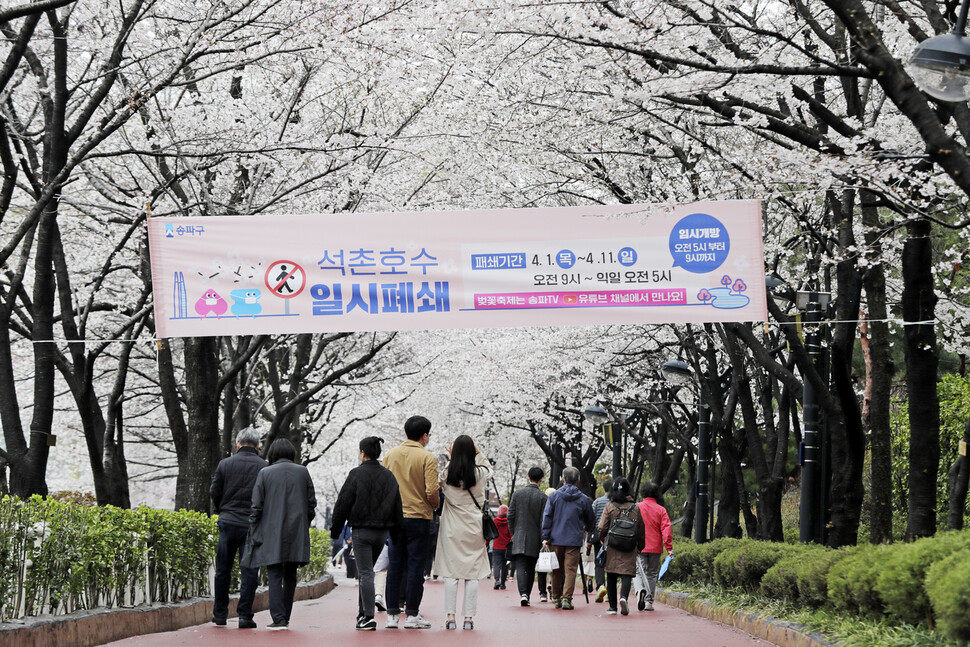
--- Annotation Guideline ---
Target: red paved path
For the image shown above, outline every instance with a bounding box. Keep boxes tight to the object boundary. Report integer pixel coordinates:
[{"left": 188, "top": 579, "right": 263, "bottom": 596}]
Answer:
[{"left": 103, "top": 575, "right": 772, "bottom": 647}]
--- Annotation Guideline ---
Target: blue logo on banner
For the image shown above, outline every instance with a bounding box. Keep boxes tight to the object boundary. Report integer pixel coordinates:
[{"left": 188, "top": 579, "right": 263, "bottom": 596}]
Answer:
[
  {"left": 556, "top": 249, "right": 576, "bottom": 269},
  {"left": 618, "top": 247, "right": 637, "bottom": 267},
  {"left": 669, "top": 213, "right": 730, "bottom": 274}
]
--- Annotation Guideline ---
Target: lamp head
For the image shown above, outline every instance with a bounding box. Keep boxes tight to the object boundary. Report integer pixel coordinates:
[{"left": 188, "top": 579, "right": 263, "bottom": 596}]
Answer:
[
  {"left": 909, "top": 32, "right": 970, "bottom": 102},
  {"left": 661, "top": 359, "right": 693, "bottom": 385},
  {"left": 584, "top": 405, "right": 609, "bottom": 425}
]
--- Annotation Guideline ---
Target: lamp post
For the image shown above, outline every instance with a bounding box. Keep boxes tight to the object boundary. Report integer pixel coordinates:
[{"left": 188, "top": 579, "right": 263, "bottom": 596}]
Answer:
[
  {"left": 909, "top": 0, "right": 970, "bottom": 101},
  {"left": 585, "top": 405, "right": 621, "bottom": 480},
  {"left": 795, "top": 291, "right": 832, "bottom": 544},
  {"left": 662, "top": 359, "right": 710, "bottom": 544}
]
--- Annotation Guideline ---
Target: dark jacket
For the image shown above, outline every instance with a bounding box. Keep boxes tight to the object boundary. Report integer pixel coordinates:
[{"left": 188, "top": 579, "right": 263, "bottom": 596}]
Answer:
[
  {"left": 507, "top": 483, "right": 547, "bottom": 557},
  {"left": 210, "top": 446, "right": 267, "bottom": 527},
  {"left": 248, "top": 459, "right": 317, "bottom": 567},
  {"left": 541, "top": 483, "right": 596, "bottom": 547},
  {"left": 330, "top": 459, "right": 404, "bottom": 540}
]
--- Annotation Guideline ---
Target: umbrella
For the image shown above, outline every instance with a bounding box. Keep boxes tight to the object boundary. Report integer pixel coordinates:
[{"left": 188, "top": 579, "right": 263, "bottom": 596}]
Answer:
[{"left": 658, "top": 554, "right": 673, "bottom": 580}]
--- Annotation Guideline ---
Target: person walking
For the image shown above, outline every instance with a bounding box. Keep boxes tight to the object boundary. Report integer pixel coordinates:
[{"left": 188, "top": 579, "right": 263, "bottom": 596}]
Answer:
[
  {"left": 247, "top": 438, "right": 317, "bottom": 630},
  {"left": 636, "top": 481, "right": 674, "bottom": 612},
  {"left": 590, "top": 481, "right": 611, "bottom": 603},
  {"left": 382, "top": 415, "right": 440, "bottom": 629},
  {"left": 507, "top": 467, "right": 547, "bottom": 606},
  {"left": 432, "top": 435, "right": 492, "bottom": 630},
  {"left": 210, "top": 427, "right": 267, "bottom": 629},
  {"left": 598, "top": 477, "right": 645, "bottom": 616},
  {"left": 541, "top": 467, "right": 596, "bottom": 610},
  {"left": 330, "top": 436, "right": 404, "bottom": 631},
  {"left": 491, "top": 505, "right": 511, "bottom": 589}
]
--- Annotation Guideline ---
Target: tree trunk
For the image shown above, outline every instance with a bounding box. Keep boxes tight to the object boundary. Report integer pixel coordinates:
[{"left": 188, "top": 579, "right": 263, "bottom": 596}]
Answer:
[
  {"left": 714, "top": 423, "right": 743, "bottom": 539},
  {"left": 177, "top": 336, "right": 222, "bottom": 512},
  {"left": 947, "top": 420, "right": 970, "bottom": 530},
  {"left": 902, "top": 218, "right": 940, "bottom": 540},
  {"left": 861, "top": 189, "right": 894, "bottom": 543},
  {"left": 826, "top": 190, "right": 865, "bottom": 548}
]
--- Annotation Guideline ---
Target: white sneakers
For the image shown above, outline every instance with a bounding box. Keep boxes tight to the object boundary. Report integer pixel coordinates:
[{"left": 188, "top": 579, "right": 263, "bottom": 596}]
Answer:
[
  {"left": 619, "top": 598, "right": 629, "bottom": 616},
  {"left": 386, "top": 614, "right": 399, "bottom": 629},
  {"left": 403, "top": 614, "right": 432, "bottom": 629}
]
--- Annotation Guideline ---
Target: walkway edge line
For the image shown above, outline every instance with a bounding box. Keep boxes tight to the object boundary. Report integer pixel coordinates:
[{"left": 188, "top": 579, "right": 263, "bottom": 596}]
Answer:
[
  {"left": 0, "top": 573, "right": 335, "bottom": 647},
  {"left": 657, "top": 589, "right": 837, "bottom": 647}
]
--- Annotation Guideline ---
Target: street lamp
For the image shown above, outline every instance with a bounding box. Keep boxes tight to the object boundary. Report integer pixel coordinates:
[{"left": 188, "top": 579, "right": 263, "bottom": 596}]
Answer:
[
  {"left": 768, "top": 277, "right": 833, "bottom": 545},
  {"left": 909, "top": 0, "right": 970, "bottom": 101},
  {"left": 585, "top": 405, "right": 623, "bottom": 481},
  {"left": 661, "top": 359, "right": 711, "bottom": 544}
]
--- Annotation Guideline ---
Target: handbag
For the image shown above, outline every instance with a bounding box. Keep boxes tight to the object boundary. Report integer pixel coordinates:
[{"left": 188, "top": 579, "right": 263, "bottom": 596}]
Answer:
[
  {"left": 536, "top": 547, "right": 559, "bottom": 572},
  {"left": 467, "top": 487, "right": 500, "bottom": 542}
]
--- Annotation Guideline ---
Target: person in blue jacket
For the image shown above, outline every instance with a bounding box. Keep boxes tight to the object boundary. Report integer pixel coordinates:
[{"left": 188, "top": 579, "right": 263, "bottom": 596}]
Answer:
[{"left": 541, "top": 467, "right": 596, "bottom": 610}]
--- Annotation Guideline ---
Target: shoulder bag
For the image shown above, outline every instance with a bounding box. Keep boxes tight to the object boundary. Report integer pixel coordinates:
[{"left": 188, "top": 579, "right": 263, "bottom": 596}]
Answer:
[{"left": 467, "top": 485, "right": 500, "bottom": 542}]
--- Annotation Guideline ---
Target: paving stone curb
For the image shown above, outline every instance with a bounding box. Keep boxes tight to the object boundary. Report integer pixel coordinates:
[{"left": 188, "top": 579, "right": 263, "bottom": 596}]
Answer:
[
  {"left": 0, "top": 573, "right": 335, "bottom": 647},
  {"left": 657, "top": 589, "right": 838, "bottom": 647}
]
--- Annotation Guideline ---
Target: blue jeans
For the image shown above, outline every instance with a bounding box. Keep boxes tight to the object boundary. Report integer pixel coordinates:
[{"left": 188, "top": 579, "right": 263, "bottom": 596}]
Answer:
[
  {"left": 385, "top": 517, "right": 430, "bottom": 616},
  {"left": 213, "top": 522, "right": 259, "bottom": 621}
]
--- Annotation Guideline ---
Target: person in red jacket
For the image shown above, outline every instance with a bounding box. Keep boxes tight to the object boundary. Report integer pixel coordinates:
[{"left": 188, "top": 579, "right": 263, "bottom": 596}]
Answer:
[
  {"left": 635, "top": 482, "right": 673, "bottom": 611},
  {"left": 491, "top": 505, "right": 512, "bottom": 589}
]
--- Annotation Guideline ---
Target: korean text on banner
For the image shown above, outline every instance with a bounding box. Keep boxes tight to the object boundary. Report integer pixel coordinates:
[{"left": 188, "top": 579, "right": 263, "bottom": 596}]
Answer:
[{"left": 148, "top": 201, "right": 767, "bottom": 338}]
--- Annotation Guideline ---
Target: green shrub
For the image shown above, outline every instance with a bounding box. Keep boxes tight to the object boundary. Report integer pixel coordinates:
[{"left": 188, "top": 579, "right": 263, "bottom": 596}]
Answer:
[
  {"left": 827, "top": 544, "right": 889, "bottom": 616},
  {"left": 0, "top": 494, "right": 329, "bottom": 622},
  {"left": 665, "top": 538, "right": 704, "bottom": 583},
  {"left": 714, "top": 541, "right": 790, "bottom": 591},
  {"left": 762, "top": 546, "right": 820, "bottom": 602},
  {"left": 925, "top": 548, "right": 970, "bottom": 643},
  {"left": 874, "top": 531, "right": 970, "bottom": 626},
  {"left": 795, "top": 548, "right": 850, "bottom": 608}
]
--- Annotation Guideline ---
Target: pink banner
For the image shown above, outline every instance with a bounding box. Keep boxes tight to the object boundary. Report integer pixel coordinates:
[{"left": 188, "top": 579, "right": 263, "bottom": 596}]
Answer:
[{"left": 147, "top": 201, "right": 766, "bottom": 337}]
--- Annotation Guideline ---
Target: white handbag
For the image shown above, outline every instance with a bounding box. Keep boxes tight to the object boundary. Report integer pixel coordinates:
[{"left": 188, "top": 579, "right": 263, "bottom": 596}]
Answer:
[{"left": 536, "top": 548, "right": 560, "bottom": 572}]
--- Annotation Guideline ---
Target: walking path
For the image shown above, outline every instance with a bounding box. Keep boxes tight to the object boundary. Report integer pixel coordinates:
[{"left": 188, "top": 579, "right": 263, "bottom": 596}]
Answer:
[{"left": 102, "top": 575, "right": 773, "bottom": 646}]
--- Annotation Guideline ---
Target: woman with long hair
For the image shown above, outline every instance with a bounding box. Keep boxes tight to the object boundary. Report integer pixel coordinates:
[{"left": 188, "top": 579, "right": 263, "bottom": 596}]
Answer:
[
  {"left": 247, "top": 438, "right": 316, "bottom": 630},
  {"left": 597, "top": 477, "right": 645, "bottom": 616},
  {"left": 432, "top": 434, "right": 492, "bottom": 630}
]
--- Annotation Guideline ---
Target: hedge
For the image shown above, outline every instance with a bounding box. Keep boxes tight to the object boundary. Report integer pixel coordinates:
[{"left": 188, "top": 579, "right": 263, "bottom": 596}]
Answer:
[
  {"left": 0, "top": 495, "right": 330, "bottom": 622},
  {"left": 664, "top": 529, "right": 970, "bottom": 645}
]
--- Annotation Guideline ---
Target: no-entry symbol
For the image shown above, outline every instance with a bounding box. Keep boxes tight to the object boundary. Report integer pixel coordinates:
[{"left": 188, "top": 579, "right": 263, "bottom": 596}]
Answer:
[{"left": 264, "top": 260, "right": 305, "bottom": 315}]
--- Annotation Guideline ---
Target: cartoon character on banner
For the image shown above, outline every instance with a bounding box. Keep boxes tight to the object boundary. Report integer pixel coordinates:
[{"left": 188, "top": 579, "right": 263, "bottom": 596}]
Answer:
[
  {"left": 230, "top": 289, "right": 262, "bottom": 317},
  {"left": 195, "top": 289, "right": 228, "bottom": 318}
]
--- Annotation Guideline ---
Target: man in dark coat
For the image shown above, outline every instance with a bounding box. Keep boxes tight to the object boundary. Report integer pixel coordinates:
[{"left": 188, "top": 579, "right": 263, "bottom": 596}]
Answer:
[
  {"left": 507, "top": 466, "right": 547, "bottom": 606},
  {"left": 331, "top": 436, "right": 404, "bottom": 631},
  {"left": 210, "top": 427, "right": 267, "bottom": 628},
  {"left": 541, "top": 467, "right": 596, "bottom": 610},
  {"left": 249, "top": 438, "right": 317, "bottom": 630}
]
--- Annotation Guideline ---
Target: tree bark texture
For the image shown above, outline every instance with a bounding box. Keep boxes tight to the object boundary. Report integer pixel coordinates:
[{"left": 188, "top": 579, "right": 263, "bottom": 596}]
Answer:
[
  {"left": 947, "top": 420, "right": 970, "bottom": 530},
  {"left": 903, "top": 218, "right": 940, "bottom": 540},
  {"left": 860, "top": 190, "right": 894, "bottom": 543}
]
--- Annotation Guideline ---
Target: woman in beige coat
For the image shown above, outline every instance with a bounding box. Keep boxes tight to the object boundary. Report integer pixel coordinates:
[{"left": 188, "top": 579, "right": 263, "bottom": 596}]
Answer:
[
  {"left": 597, "top": 477, "right": 645, "bottom": 616},
  {"left": 432, "top": 435, "right": 492, "bottom": 630}
]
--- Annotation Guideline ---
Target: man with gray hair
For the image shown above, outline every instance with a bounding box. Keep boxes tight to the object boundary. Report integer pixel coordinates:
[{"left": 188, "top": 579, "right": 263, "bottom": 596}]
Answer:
[
  {"left": 541, "top": 467, "right": 596, "bottom": 610},
  {"left": 210, "top": 427, "right": 267, "bottom": 628}
]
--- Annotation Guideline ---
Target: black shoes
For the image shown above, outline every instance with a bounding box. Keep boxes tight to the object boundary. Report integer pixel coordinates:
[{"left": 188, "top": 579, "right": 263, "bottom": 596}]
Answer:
[
  {"left": 238, "top": 618, "right": 257, "bottom": 629},
  {"left": 267, "top": 621, "right": 289, "bottom": 630},
  {"left": 211, "top": 616, "right": 226, "bottom": 627},
  {"left": 356, "top": 616, "right": 377, "bottom": 631}
]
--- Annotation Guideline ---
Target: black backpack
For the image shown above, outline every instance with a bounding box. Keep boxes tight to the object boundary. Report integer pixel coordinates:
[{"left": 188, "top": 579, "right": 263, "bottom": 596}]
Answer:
[{"left": 607, "top": 504, "right": 637, "bottom": 552}]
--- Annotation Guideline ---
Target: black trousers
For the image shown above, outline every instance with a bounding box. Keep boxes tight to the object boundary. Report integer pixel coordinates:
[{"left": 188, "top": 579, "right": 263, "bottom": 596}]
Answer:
[
  {"left": 514, "top": 554, "right": 538, "bottom": 597},
  {"left": 267, "top": 562, "right": 299, "bottom": 624},
  {"left": 606, "top": 572, "right": 632, "bottom": 610},
  {"left": 213, "top": 522, "right": 259, "bottom": 621}
]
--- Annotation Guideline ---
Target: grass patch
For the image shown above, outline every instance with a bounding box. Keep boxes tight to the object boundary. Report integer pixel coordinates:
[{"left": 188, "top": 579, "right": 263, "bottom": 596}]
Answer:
[{"left": 662, "top": 582, "right": 960, "bottom": 647}]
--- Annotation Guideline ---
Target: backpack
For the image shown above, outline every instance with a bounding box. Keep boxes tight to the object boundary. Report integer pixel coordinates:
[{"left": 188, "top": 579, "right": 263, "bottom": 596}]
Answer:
[{"left": 607, "top": 504, "right": 637, "bottom": 552}]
